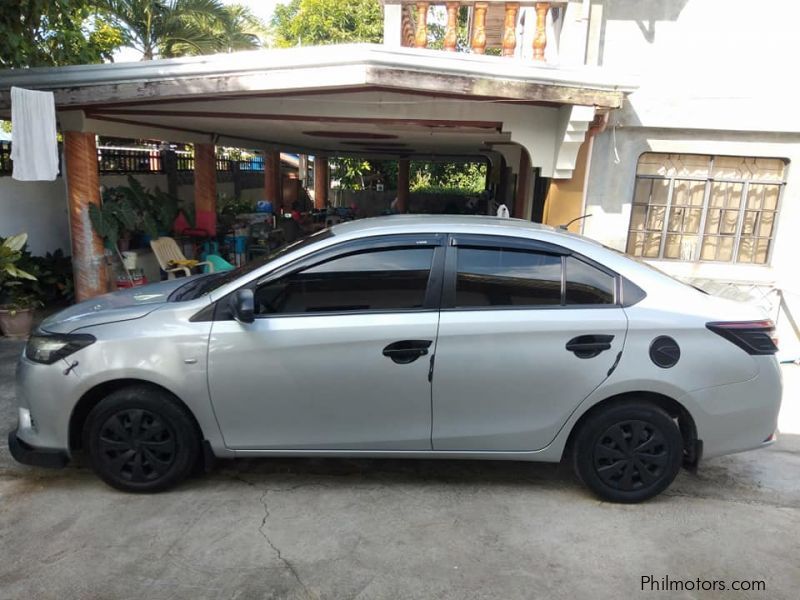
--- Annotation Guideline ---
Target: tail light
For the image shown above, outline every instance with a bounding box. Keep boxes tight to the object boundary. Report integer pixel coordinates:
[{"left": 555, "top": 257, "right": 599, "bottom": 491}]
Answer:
[{"left": 706, "top": 320, "right": 778, "bottom": 355}]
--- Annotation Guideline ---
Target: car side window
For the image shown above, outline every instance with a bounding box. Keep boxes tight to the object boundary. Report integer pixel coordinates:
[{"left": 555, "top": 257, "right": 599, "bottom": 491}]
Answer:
[
  {"left": 565, "top": 256, "right": 615, "bottom": 305},
  {"left": 254, "top": 247, "right": 435, "bottom": 315},
  {"left": 455, "top": 247, "right": 562, "bottom": 307}
]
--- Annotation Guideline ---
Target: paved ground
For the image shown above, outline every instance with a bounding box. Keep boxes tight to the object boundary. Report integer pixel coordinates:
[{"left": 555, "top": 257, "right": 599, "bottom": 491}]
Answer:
[{"left": 1, "top": 338, "right": 798, "bottom": 600}]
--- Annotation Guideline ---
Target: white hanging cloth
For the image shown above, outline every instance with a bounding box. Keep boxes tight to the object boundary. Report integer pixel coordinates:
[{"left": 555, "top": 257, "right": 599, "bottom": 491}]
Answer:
[
  {"left": 496, "top": 203, "right": 510, "bottom": 218},
  {"left": 10, "top": 86, "right": 59, "bottom": 181}
]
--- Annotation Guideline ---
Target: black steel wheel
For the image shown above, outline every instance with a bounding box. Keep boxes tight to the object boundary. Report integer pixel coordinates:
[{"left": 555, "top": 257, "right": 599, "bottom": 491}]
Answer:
[
  {"left": 97, "top": 409, "right": 178, "bottom": 484},
  {"left": 84, "top": 385, "right": 200, "bottom": 493},
  {"left": 574, "top": 402, "right": 683, "bottom": 503}
]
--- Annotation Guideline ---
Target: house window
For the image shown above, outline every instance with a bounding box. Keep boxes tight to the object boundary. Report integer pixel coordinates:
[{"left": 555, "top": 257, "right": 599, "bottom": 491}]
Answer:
[{"left": 626, "top": 153, "right": 786, "bottom": 264}]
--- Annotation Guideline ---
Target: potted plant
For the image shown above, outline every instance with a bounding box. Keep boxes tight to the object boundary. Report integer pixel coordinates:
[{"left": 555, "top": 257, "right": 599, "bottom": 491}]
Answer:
[{"left": 0, "top": 233, "right": 41, "bottom": 338}]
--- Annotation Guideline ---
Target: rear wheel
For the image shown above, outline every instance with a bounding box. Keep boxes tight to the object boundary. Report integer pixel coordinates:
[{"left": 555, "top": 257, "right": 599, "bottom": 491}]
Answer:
[
  {"left": 573, "top": 402, "right": 683, "bottom": 503},
  {"left": 83, "top": 386, "right": 200, "bottom": 493}
]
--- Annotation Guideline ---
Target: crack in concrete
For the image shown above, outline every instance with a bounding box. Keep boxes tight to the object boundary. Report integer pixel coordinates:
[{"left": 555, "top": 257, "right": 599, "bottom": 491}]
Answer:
[{"left": 257, "top": 488, "right": 315, "bottom": 600}]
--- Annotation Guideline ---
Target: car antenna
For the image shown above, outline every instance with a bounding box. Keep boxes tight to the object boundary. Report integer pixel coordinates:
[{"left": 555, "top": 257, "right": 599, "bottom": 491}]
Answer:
[{"left": 559, "top": 214, "right": 593, "bottom": 231}]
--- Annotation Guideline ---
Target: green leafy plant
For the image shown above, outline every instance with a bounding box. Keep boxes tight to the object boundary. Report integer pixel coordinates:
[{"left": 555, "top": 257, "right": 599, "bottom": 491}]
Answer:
[
  {"left": 217, "top": 193, "right": 255, "bottom": 234},
  {"left": 91, "top": 175, "right": 189, "bottom": 247},
  {"left": 0, "top": 233, "right": 41, "bottom": 312},
  {"left": 19, "top": 249, "right": 75, "bottom": 305}
]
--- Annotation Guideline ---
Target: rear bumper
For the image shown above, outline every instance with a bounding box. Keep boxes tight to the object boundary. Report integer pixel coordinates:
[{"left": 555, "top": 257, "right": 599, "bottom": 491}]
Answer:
[
  {"left": 682, "top": 356, "right": 783, "bottom": 459},
  {"left": 7, "top": 429, "right": 68, "bottom": 469}
]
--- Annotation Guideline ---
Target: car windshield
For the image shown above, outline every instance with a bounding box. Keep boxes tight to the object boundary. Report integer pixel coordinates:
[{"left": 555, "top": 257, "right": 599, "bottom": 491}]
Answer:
[{"left": 171, "top": 229, "right": 334, "bottom": 301}]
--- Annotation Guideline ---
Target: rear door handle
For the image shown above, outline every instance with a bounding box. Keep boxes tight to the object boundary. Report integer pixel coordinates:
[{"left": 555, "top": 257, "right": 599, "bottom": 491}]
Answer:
[
  {"left": 566, "top": 335, "right": 615, "bottom": 359},
  {"left": 383, "top": 340, "right": 433, "bottom": 364}
]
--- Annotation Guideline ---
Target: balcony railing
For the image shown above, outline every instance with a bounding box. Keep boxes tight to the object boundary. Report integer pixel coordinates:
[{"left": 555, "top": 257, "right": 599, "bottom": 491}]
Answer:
[{"left": 385, "top": 1, "right": 565, "bottom": 61}]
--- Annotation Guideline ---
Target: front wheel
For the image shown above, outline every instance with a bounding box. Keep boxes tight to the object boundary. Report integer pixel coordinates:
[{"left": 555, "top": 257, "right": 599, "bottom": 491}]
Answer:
[
  {"left": 83, "top": 386, "right": 200, "bottom": 493},
  {"left": 573, "top": 402, "right": 683, "bottom": 503}
]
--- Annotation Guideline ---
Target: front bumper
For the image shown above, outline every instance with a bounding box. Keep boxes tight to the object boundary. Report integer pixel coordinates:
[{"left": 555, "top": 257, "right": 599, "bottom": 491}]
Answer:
[{"left": 7, "top": 429, "right": 68, "bottom": 469}]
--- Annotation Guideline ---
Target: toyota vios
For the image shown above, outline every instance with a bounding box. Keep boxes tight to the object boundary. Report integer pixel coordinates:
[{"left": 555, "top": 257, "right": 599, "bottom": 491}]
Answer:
[{"left": 8, "top": 216, "right": 782, "bottom": 502}]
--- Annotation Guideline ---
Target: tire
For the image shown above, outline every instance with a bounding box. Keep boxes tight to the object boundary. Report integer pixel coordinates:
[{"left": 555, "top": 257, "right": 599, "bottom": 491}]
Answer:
[
  {"left": 83, "top": 385, "right": 200, "bottom": 493},
  {"left": 573, "top": 402, "right": 683, "bottom": 503}
]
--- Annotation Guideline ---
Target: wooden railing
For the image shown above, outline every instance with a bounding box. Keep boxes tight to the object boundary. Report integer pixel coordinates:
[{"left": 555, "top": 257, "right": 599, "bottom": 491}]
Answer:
[{"left": 393, "top": 1, "right": 559, "bottom": 60}]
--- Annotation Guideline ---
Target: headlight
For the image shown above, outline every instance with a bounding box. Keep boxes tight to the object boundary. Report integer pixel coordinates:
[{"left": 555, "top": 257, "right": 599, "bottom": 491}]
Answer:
[{"left": 25, "top": 333, "right": 96, "bottom": 365}]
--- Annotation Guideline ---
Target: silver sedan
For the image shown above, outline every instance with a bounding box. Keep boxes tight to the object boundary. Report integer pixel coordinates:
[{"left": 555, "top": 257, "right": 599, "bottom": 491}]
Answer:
[{"left": 9, "top": 216, "right": 782, "bottom": 502}]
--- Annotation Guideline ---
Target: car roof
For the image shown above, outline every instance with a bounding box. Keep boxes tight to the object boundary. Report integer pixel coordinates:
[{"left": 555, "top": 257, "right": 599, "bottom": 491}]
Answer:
[
  {"left": 331, "top": 215, "right": 557, "bottom": 236},
  {"left": 329, "top": 214, "right": 609, "bottom": 251}
]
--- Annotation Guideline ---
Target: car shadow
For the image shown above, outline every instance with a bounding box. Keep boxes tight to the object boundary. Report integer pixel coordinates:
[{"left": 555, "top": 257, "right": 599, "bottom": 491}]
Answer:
[{"left": 213, "top": 455, "right": 577, "bottom": 490}]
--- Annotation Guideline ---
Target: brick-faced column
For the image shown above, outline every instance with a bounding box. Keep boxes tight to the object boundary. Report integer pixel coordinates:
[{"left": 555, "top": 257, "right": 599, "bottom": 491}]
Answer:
[
  {"left": 264, "top": 150, "right": 281, "bottom": 211},
  {"left": 63, "top": 131, "right": 108, "bottom": 301},
  {"left": 313, "top": 156, "right": 328, "bottom": 209},
  {"left": 194, "top": 143, "right": 217, "bottom": 236},
  {"left": 397, "top": 159, "right": 410, "bottom": 213}
]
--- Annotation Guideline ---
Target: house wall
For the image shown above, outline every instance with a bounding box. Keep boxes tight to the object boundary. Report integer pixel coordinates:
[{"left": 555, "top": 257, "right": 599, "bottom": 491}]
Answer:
[
  {"left": 582, "top": 0, "right": 800, "bottom": 353},
  {"left": 0, "top": 173, "right": 269, "bottom": 255},
  {"left": 542, "top": 137, "right": 591, "bottom": 231},
  {"left": 0, "top": 178, "right": 69, "bottom": 255}
]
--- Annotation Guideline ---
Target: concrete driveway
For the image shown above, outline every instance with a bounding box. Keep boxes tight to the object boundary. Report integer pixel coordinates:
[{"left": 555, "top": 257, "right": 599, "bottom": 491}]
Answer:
[{"left": 1, "top": 337, "right": 799, "bottom": 600}]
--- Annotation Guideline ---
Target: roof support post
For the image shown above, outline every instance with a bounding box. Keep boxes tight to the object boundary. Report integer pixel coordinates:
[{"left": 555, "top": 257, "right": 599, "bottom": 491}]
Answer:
[
  {"left": 314, "top": 156, "right": 329, "bottom": 210},
  {"left": 514, "top": 148, "right": 531, "bottom": 219},
  {"left": 264, "top": 149, "right": 281, "bottom": 211},
  {"left": 161, "top": 147, "right": 179, "bottom": 198},
  {"left": 63, "top": 131, "right": 108, "bottom": 301},
  {"left": 194, "top": 142, "right": 217, "bottom": 236},
  {"left": 397, "top": 158, "right": 410, "bottom": 214}
]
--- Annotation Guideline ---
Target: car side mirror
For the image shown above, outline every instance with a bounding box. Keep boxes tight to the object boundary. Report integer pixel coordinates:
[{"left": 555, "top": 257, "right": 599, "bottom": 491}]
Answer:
[{"left": 229, "top": 289, "right": 255, "bottom": 324}]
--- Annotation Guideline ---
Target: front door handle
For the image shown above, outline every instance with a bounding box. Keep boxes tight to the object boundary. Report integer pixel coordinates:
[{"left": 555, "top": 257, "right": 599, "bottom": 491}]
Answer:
[
  {"left": 382, "top": 340, "right": 433, "bottom": 364},
  {"left": 566, "top": 335, "right": 615, "bottom": 359}
]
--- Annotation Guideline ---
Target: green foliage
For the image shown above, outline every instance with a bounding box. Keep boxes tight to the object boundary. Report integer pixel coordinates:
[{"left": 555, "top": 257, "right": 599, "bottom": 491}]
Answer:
[
  {"left": 332, "top": 158, "right": 373, "bottom": 189},
  {"left": 217, "top": 193, "right": 255, "bottom": 234},
  {"left": 271, "top": 0, "right": 383, "bottom": 47},
  {"left": 0, "top": 233, "right": 41, "bottom": 310},
  {"left": 411, "top": 162, "right": 487, "bottom": 193},
  {"left": 0, "top": 0, "right": 124, "bottom": 68},
  {"left": 96, "top": 0, "right": 265, "bottom": 60},
  {"left": 332, "top": 159, "right": 487, "bottom": 194},
  {"left": 0, "top": 234, "right": 37, "bottom": 282},
  {"left": 91, "top": 175, "right": 189, "bottom": 248},
  {"left": 24, "top": 249, "right": 75, "bottom": 305},
  {"left": 427, "top": 6, "right": 470, "bottom": 51}
]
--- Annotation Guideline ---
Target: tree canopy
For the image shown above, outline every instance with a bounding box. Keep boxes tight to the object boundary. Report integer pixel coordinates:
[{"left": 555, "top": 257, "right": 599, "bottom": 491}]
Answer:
[
  {"left": 271, "top": 0, "right": 383, "bottom": 47},
  {"left": 96, "top": 0, "right": 264, "bottom": 60},
  {"left": 0, "top": 1, "right": 124, "bottom": 68}
]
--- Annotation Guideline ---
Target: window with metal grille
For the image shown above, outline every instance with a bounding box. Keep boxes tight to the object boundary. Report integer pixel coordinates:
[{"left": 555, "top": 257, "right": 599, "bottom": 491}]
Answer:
[{"left": 626, "top": 153, "right": 786, "bottom": 265}]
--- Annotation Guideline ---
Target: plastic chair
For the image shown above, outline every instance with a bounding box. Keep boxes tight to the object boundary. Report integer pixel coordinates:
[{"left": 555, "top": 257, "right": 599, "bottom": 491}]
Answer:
[
  {"left": 150, "top": 236, "right": 214, "bottom": 279},
  {"left": 204, "top": 254, "right": 235, "bottom": 273}
]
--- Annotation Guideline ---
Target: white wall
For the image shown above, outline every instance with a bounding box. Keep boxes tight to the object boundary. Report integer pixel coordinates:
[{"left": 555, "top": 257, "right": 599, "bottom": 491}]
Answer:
[
  {"left": 581, "top": 0, "right": 800, "bottom": 352},
  {"left": 595, "top": 0, "right": 800, "bottom": 134},
  {"left": 0, "top": 178, "right": 70, "bottom": 254},
  {"left": 0, "top": 173, "right": 268, "bottom": 256}
]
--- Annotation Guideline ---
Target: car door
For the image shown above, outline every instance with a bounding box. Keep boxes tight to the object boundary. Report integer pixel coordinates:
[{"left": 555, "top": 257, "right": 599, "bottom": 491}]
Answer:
[
  {"left": 431, "top": 234, "right": 628, "bottom": 452},
  {"left": 207, "top": 234, "right": 444, "bottom": 450}
]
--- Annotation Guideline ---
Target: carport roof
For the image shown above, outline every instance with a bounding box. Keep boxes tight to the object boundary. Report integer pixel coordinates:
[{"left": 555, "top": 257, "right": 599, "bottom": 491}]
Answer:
[
  {"left": 0, "top": 44, "right": 637, "bottom": 165},
  {"left": 0, "top": 44, "right": 636, "bottom": 112}
]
